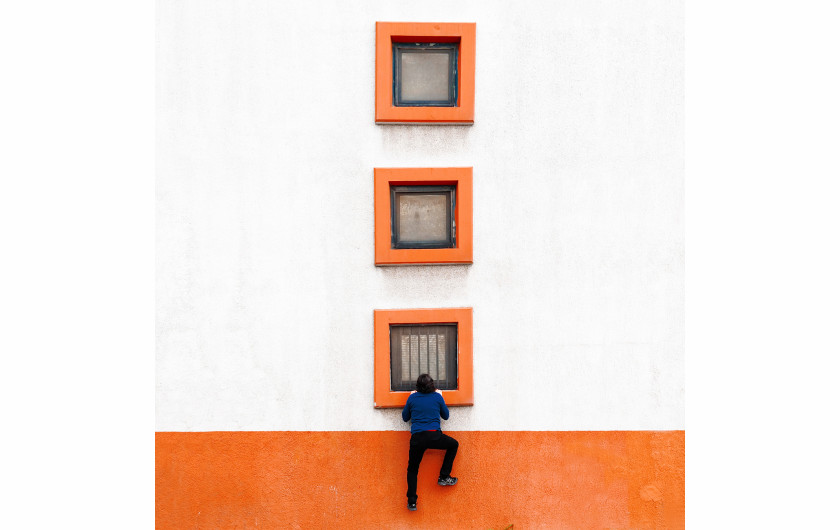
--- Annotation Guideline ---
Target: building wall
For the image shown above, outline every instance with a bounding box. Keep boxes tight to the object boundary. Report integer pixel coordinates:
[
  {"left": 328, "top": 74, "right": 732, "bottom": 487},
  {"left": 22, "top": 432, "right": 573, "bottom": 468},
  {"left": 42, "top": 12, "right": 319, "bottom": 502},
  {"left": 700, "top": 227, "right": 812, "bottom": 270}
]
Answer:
[
  {"left": 156, "top": 431, "right": 684, "bottom": 528},
  {"left": 156, "top": 0, "right": 684, "bottom": 526}
]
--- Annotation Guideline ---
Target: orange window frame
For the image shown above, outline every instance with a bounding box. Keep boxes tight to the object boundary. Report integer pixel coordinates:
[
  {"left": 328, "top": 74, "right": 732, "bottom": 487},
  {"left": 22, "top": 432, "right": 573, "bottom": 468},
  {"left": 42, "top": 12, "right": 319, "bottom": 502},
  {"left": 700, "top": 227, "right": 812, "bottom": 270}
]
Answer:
[
  {"left": 375, "top": 22, "right": 476, "bottom": 124},
  {"left": 374, "top": 167, "right": 473, "bottom": 266},
  {"left": 374, "top": 307, "right": 473, "bottom": 408}
]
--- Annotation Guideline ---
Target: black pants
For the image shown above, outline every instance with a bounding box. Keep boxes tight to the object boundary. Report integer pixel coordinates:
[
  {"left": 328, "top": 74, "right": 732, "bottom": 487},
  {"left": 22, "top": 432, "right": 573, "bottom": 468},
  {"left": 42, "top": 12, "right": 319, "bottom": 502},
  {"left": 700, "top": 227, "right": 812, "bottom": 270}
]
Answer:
[{"left": 406, "top": 430, "right": 459, "bottom": 503}]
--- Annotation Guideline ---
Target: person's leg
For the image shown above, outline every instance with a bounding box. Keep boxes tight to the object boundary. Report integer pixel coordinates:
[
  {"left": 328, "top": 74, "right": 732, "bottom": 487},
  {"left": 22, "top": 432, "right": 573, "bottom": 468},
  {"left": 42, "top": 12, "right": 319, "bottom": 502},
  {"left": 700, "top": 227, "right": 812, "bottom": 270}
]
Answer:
[
  {"left": 427, "top": 432, "right": 459, "bottom": 479},
  {"left": 406, "top": 433, "right": 428, "bottom": 504}
]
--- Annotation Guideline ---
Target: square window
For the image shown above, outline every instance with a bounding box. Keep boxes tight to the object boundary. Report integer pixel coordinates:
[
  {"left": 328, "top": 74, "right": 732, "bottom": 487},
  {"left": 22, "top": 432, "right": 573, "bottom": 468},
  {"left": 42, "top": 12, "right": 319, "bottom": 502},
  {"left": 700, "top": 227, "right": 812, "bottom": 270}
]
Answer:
[
  {"left": 375, "top": 22, "right": 476, "bottom": 124},
  {"left": 374, "top": 168, "right": 472, "bottom": 265},
  {"left": 390, "top": 324, "right": 457, "bottom": 391},
  {"left": 374, "top": 308, "right": 473, "bottom": 408},
  {"left": 391, "top": 185, "right": 455, "bottom": 249},
  {"left": 393, "top": 43, "right": 458, "bottom": 107}
]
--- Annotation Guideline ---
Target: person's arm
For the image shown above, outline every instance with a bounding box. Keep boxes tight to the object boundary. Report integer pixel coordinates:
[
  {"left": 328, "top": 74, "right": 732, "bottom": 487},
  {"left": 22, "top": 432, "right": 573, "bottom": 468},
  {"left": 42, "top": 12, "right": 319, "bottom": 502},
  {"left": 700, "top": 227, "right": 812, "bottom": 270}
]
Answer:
[
  {"left": 402, "top": 394, "right": 413, "bottom": 422},
  {"left": 437, "top": 392, "right": 450, "bottom": 420}
]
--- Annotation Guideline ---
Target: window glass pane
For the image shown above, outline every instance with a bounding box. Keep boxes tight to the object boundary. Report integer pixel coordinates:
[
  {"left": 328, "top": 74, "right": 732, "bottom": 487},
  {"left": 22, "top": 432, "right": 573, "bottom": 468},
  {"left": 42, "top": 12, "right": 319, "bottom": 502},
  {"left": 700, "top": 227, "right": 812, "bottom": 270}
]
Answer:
[
  {"left": 397, "top": 194, "right": 449, "bottom": 243},
  {"left": 400, "top": 51, "right": 451, "bottom": 102},
  {"left": 390, "top": 324, "right": 457, "bottom": 391}
]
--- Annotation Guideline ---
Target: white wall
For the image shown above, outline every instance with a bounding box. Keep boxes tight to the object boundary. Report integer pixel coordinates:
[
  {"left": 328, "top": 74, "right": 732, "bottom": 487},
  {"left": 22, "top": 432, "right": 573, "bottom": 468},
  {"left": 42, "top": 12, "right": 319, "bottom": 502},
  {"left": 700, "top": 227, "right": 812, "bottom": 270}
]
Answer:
[{"left": 156, "top": 0, "right": 684, "bottom": 431}]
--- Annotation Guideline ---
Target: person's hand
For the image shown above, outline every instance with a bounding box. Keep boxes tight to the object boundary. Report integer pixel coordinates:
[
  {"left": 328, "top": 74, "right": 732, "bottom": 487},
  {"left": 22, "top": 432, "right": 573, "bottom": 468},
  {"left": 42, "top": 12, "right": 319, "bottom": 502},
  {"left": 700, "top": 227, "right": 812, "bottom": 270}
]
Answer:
[
  {"left": 410, "top": 391, "right": 417, "bottom": 395},
  {"left": 435, "top": 389, "right": 442, "bottom": 395}
]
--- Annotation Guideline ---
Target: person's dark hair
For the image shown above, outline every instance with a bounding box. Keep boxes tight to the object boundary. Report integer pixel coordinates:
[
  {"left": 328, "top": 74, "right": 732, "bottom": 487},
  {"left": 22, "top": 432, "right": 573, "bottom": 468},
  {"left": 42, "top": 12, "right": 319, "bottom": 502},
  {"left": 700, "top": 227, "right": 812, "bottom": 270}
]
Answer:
[{"left": 416, "top": 374, "right": 436, "bottom": 394}]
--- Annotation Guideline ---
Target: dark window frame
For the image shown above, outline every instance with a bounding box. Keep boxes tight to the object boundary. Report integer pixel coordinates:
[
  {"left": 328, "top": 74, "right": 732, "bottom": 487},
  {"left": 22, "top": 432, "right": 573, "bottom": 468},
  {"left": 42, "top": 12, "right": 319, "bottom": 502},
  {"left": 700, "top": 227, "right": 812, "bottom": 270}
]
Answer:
[
  {"left": 389, "top": 323, "right": 458, "bottom": 392},
  {"left": 390, "top": 185, "right": 456, "bottom": 249},
  {"left": 392, "top": 42, "right": 459, "bottom": 107}
]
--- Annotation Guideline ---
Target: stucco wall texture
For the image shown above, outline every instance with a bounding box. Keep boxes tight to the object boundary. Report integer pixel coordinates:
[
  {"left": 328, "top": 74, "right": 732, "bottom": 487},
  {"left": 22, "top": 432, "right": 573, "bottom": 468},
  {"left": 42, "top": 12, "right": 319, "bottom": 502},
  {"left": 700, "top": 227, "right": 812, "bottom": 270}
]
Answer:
[
  {"left": 156, "top": 431, "right": 685, "bottom": 529},
  {"left": 156, "top": 0, "right": 684, "bottom": 433}
]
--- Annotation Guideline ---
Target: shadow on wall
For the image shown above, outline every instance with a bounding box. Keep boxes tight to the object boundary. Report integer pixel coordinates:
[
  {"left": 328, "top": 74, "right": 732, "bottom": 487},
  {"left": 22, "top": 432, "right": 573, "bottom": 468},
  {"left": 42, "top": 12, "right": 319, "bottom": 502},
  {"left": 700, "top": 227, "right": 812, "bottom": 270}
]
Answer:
[
  {"left": 378, "top": 404, "right": 475, "bottom": 431},
  {"left": 155, "top": 430, "right": 685, "bottom": 528},
  {"left": 380, "top": 125, "right": 473, "bottom": 157},
  {"left": 375, "top": 264, "right": 472, "bottom": 302}
]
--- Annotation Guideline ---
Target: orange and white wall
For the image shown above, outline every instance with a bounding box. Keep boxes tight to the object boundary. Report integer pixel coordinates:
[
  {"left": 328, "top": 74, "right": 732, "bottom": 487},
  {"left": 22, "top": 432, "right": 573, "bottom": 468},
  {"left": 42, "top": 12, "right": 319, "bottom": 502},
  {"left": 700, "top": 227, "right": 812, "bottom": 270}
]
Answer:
[{"left": 156, "top": 1, "right": 684, "bottom": 527}]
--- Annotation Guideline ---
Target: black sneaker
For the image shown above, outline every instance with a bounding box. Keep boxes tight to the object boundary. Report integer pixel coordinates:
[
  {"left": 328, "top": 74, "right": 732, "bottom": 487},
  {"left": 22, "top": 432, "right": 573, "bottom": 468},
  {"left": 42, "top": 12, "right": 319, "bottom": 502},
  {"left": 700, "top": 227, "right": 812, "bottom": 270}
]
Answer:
[
  {"left": 438, "top": 476, "right": 458, "bottom": 486},
  {"left": 407, "top": 502, "right": 417, "bottom": 511}
]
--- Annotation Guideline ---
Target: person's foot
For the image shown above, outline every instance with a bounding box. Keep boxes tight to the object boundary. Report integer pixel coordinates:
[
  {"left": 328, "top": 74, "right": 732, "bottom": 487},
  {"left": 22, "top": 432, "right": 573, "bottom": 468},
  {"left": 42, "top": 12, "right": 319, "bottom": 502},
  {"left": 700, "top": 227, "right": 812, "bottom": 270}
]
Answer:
[
  {"left": 407, "top": 502, "right": 417, "bottom": 511},
  {"left": 438, "top": 476, "right": 458, "bottom": 486}
]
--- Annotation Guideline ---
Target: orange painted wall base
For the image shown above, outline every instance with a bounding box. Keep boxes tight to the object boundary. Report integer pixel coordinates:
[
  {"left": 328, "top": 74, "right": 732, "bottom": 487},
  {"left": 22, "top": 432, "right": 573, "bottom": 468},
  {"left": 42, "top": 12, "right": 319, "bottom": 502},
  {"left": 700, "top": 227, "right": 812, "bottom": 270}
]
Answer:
[{"left": 156, "top": 430, "right": 684, "bottom": 529}]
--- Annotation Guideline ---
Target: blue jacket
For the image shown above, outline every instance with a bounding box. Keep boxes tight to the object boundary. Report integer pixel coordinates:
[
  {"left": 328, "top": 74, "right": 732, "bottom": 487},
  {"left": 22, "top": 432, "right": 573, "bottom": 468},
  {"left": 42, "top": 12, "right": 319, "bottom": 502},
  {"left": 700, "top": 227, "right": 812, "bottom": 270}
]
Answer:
[{"left": 402, "top": 391, "right": 450, "bottom": 434}]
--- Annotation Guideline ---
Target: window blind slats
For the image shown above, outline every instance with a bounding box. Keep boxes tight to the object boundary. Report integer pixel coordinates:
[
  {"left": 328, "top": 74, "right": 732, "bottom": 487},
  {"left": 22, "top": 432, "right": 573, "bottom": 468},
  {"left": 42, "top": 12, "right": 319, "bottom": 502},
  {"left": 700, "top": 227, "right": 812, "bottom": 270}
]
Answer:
[{"left": 390, "top": 324, "right": 457, "bottom": 391}]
